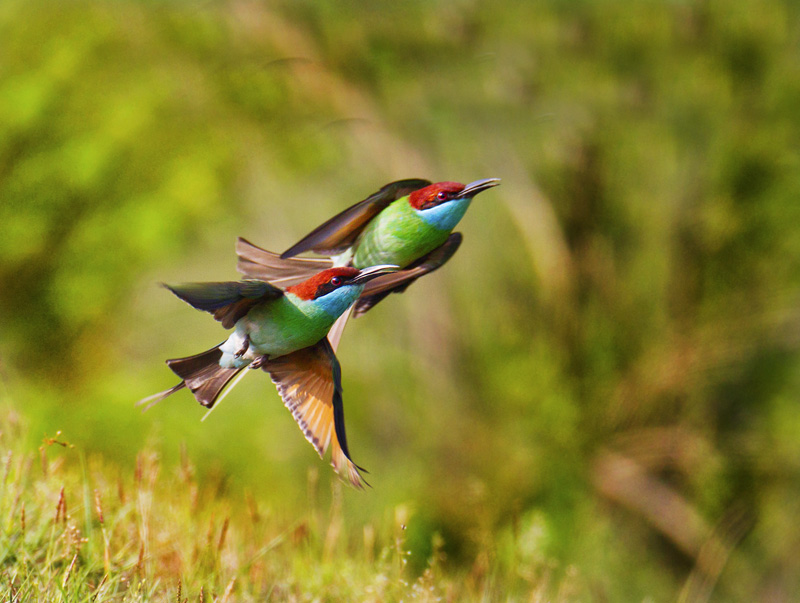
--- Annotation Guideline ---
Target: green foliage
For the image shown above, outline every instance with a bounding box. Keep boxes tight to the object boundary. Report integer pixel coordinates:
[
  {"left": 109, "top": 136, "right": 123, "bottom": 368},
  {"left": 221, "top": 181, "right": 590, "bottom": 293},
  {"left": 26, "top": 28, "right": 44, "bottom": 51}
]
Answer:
[{"left": 2, "top": 0, "right": 800, "bottom": 599}]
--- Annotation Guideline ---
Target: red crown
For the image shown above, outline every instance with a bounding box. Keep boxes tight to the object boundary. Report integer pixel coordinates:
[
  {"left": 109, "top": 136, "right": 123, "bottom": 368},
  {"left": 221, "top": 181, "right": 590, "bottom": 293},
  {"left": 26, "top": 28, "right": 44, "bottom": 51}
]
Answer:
[
  {"left": 408, "top": 182, "right": 465, "bottom": 210},
  {"left": 286, "top": 267, "right": 361, "bottom": 300}
]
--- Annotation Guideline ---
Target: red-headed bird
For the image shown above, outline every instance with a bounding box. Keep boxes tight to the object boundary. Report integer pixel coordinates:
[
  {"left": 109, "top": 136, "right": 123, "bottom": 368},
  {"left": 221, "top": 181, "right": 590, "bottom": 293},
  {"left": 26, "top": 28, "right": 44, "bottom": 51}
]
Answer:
[
  {"left": 236, "top": 178, "right": 500, "bottom": 349},
  {"left": 138, "top": 265, "right": 397, "bottom": 488}
]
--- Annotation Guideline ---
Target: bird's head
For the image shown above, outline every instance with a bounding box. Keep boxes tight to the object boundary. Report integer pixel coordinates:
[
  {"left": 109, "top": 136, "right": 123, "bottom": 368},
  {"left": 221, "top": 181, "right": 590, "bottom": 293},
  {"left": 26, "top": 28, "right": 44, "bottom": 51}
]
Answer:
[
  {"left": 408, "top": 178, "right": 500, "bottom": 231},
  {"left": 287, "top": 265, "right": 398, "bottom": 316}
]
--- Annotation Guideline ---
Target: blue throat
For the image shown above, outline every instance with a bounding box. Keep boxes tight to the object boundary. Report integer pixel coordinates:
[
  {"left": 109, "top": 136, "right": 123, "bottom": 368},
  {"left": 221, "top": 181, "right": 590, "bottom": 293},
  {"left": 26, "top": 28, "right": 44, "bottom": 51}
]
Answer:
[
  {"left": 416, "top": 197, "right": 473, "bottom": 231},
  {"left": 313, "top": 284, "right": 365, "bottom": 318}
]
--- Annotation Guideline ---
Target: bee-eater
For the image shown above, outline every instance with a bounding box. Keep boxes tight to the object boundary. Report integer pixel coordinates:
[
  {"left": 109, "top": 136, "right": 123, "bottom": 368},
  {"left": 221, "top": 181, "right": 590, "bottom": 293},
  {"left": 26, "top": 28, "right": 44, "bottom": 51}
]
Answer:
[
  {"left": 236, "top": 178, "right": 500, "bottom": 348},
  {"left": 138, "top": 265, "right": 397, "bottom": 488}
]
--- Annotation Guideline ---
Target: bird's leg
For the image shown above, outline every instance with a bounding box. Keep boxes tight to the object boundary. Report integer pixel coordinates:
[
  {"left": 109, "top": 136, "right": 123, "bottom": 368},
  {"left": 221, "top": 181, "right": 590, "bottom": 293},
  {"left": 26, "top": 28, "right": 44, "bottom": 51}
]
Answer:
[
  {"left": 249, "top": 355, "right": 267, "bottom": 370},
  {"left": 235, "top": 334, "right": 250, "bottom": 359}
]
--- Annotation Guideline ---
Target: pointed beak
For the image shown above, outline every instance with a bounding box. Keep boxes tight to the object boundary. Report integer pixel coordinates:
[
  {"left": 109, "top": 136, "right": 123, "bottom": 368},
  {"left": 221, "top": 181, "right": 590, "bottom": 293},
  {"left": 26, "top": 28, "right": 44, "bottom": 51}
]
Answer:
[
  {"left": 351, "top": 264, "right": 400, "bottom": 285},
  {"left": 455, "top": 178, "right": 501, "bottom": 199}
]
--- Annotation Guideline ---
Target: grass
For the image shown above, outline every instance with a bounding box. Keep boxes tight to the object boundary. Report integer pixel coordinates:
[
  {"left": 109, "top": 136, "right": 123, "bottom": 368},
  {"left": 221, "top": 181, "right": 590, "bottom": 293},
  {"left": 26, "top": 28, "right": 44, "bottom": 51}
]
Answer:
[{"left": 0, "top": 410, "right": 578, "bottom": 601}]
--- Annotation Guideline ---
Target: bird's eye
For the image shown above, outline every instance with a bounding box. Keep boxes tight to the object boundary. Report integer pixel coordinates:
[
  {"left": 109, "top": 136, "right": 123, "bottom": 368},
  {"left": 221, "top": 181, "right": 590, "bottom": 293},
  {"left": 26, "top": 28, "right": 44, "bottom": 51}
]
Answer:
[
  {"left": 330, "top": 276, "right": 342, "bottom": 286},
  {"left": 436, "top": 191, "right": 448, "bottom": 201}
]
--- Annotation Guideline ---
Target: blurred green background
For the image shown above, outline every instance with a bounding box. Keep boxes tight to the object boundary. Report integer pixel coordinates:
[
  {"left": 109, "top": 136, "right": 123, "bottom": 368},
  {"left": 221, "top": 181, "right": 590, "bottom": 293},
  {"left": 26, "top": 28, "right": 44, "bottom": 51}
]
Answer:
[{"left": 2, "top": 0, "right": 800, "bottom": 599}]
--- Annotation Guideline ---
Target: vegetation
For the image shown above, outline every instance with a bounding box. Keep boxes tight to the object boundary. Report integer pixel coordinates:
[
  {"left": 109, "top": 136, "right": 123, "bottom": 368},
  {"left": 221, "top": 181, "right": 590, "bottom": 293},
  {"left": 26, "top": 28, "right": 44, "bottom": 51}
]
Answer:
[
  {"left": 2, "top": 0, "right": 800, "bottom": 599},
  {"left": 0, "top": 412, "right": 574, "bottom": 601}
]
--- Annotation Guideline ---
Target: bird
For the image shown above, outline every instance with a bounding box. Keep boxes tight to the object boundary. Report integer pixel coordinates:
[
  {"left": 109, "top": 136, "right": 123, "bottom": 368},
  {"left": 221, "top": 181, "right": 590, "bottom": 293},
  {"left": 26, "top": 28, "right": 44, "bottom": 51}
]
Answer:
[
  {"left": 236, "top": 178, "right": 500, "bottom": 349},
  {"left": 137, "top": 264, "right": 397, "bottom": 488}
]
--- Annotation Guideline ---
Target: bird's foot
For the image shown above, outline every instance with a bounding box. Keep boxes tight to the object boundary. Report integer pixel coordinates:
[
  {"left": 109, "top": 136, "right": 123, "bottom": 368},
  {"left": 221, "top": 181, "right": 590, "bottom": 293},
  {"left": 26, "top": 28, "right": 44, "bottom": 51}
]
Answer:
[
  {"left": 235, "top": 334, "right": 250, "bottom": 359},
  {"left": 249, "top": 355, "right": 267, "bottom": 370}
]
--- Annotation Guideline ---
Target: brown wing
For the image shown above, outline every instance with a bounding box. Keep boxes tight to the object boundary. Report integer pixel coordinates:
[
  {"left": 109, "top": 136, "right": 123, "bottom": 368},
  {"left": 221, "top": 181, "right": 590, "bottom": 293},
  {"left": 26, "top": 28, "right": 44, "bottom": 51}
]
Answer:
[
  {"left": 262, "top": 339, "right": 367, "bottom": 489},
  {"left": 236, "top": 237, "right": 332, "bottom": 286},
  {"left": 280, "top": 179, "right": 431, "bottom": 258},
  {"left": 164, "top": 280, "right": 284, "bottom": 328},
  {"left": 353, "top": 232, "right": 463, "bottom": 317}
]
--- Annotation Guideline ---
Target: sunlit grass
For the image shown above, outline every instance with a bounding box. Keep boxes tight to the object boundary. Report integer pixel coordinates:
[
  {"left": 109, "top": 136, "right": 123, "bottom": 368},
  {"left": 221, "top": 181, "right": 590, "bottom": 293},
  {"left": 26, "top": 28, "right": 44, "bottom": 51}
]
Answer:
[{"left": 0, "top": 411, "right": 578, "bottom": 601}]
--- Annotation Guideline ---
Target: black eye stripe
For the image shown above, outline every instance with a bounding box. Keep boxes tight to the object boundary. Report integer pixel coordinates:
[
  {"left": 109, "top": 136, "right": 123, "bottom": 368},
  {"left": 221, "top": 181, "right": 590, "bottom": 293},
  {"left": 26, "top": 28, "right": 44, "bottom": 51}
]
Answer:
[
  {"left": 315, "top": 275, "right": 350, "bottom": 297},
  {"left": 421, "top": 190, "right": 460, "bottom": 209}
]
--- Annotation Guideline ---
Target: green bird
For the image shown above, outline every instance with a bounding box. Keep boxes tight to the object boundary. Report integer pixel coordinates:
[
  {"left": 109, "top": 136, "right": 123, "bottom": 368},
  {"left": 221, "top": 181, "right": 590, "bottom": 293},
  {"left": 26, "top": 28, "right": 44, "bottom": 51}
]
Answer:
[
  {"left": 138, "top": 264, "right": 397, "bottom": 488},
  {"left": 236, "top": 178, "right": 500, "bottom": 348}
]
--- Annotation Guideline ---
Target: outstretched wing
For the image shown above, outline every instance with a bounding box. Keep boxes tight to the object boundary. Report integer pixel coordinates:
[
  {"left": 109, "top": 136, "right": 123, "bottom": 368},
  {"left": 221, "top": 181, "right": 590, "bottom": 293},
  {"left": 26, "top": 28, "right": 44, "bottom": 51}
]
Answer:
[
  {"left": 353, "top": 232, "right": 463, "bottom": 316},
  {"left": 236, "top": 237, "right": 332, "bottom": 286},
  {"left": 280, "top": 178, "right": 431, "bottom": 259},
  {"left": 164, "top": 280, "right": 283, "bottom": 328},
  {"left": 262, "top": 339, "right": 367, "bottom": 489}
]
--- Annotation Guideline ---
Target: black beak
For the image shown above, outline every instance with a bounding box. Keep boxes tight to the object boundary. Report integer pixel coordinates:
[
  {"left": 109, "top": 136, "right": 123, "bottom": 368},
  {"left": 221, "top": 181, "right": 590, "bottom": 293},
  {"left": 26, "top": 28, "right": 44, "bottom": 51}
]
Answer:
[
  {"left": 351, "top": 264, "right": 399, "bottom": 285},
  {"left": 455, "top": 178, "right": 501, "bottom": 199}
]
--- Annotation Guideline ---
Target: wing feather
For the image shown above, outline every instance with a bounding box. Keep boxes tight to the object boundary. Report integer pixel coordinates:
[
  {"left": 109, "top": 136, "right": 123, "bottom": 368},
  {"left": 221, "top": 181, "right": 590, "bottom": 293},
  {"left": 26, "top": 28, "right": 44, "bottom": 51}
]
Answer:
[
  {"left": 262, "top": 339, "right": 367, "bottom": 488},
  {"left": 353, "top": 232, "right": 463, "bottom": 316},
  {"left": 281, "top": 179, "right": 431, "bottom": 258},
  {"left": 327, "top": 304, "right": 354, "bottom": 352},
  {"left": 164, "top": 280, "right": 284, "bottom": 328}
]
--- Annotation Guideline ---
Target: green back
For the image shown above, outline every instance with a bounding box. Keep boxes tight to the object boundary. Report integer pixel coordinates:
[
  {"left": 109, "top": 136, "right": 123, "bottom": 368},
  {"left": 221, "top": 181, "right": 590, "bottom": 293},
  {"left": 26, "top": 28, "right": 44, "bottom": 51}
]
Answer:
[{"left": 351, "top": 198, "right": 450, "bottom": 269}]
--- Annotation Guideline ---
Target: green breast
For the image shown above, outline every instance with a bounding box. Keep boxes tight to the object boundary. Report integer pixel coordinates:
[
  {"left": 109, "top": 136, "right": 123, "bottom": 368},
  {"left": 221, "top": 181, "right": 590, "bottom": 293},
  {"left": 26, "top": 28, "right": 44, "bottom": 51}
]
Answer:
[
  {"left": 242, "top": 294, "right": 332, "bottom": 357},
  {"left": 352, "top": 198, "right": 449, "bottom": 269}
]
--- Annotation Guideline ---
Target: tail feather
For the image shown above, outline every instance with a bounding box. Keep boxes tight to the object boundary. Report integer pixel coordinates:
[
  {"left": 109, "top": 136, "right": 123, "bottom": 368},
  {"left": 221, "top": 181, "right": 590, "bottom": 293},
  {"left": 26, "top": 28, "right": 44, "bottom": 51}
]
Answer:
[
  {"left": 136, "top": 381, "right": 186, "bottom": 411},
  {"left": 166, "top": 347, "right": 242, "bottom": 408},
  {"left": 236, "top": 237, "right": 331, "bottom": 286}
]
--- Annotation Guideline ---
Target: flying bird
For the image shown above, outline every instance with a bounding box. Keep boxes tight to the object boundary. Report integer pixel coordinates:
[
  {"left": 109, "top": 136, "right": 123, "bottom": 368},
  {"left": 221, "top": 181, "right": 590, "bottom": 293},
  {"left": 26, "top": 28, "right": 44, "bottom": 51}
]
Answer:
[
  {"left": 138, "top": 265, "right": 397, "bottom": 488},
  {"left": 236, "top": 178, "right": 500, "bottom": 349}
]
